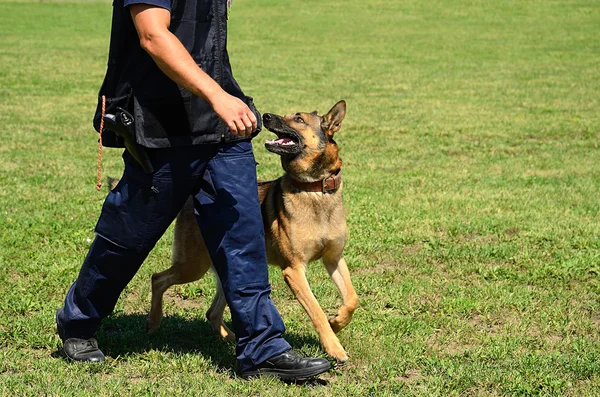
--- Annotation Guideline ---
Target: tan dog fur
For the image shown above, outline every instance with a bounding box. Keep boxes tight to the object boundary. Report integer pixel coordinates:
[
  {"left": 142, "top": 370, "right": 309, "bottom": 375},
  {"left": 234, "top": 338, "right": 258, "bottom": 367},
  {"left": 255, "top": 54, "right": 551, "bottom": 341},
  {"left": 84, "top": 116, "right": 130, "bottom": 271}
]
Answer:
[{"left": 146, "top": 101, "right": 357, "bottom": 363}]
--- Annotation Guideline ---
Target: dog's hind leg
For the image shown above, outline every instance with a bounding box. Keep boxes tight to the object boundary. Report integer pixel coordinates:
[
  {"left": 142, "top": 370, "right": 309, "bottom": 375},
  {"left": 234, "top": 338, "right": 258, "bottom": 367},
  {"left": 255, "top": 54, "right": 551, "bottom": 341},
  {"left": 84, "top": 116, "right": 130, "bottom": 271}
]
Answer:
[
  {"left": 147, "top": 255, "right": 212, "bottom": 334},
  {"left": 282, "top": 264, "right": 349, "bottom": 363},
  {"left": 206, "top": 271, "right": 235, "bottom": 342},
  {"left": 323, "top": 254, "right": 358, "bottom": 334},
  {"left": 147, "top": 198, "right": 212, "bottom": 334}
]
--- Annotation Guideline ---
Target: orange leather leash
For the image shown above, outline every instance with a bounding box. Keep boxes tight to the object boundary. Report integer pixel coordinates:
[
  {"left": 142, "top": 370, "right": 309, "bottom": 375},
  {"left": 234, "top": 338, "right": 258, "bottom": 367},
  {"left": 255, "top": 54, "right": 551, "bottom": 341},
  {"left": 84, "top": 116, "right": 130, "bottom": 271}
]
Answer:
[{"left": 95, "top": 95, "right": 106, "bottom": 191}]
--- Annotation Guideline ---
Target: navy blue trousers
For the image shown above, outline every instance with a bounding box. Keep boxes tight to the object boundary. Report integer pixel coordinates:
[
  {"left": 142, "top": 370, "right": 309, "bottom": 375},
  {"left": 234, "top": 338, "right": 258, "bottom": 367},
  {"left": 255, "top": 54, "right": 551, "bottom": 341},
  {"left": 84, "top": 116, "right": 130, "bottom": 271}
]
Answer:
[{"left": 56, "top": 141, "right": 291, "bottom": 371}]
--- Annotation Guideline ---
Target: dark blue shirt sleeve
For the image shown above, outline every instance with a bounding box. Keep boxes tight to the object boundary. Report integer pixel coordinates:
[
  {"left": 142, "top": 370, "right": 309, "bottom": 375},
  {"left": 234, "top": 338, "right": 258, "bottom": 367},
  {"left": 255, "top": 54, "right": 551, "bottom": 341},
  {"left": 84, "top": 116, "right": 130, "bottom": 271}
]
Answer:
[{"left": 124, "top": 0, "right": 172, "bottom": 11}]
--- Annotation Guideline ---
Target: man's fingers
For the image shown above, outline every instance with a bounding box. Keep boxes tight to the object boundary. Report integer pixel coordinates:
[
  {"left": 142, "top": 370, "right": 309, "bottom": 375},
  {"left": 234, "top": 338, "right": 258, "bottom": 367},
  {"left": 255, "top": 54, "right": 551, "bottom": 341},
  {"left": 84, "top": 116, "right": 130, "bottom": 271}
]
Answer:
[
  {"left": 242, "top": 114, "right": 254, "bottom": 136},
  {"left": 215, "top": 95, "right": 257, "bottom": 136},
  {"left": 233, "top": 119, "right": 246, "bottom": 136},
  {"left": 247, "top": 111, "right": 257, "bottom": 132},
  {"left": 227, "top": 121, "right": 239, "bottom": 135}
]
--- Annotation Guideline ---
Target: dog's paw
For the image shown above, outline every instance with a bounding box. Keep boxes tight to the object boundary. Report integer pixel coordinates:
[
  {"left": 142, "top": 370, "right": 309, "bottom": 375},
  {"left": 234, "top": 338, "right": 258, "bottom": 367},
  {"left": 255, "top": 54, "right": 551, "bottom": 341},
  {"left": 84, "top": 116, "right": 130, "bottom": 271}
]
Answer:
[
  {"left": 146, "top": 316, "right": 161, "bottom": 335},
  {"left": 328, "top": 315, "right": 341, "bottom": 333},
  {"left": 220, "top": 327, "right": 236, "bottom": 343},
  {"left": 323, "top": 339, "right": 348, "bottom": 364},
  {"left": 331, "top": 350, "right": 349, "bottom": 364},
  {"left": 328, "top": 314, "right": 350, "bottom": 334}
]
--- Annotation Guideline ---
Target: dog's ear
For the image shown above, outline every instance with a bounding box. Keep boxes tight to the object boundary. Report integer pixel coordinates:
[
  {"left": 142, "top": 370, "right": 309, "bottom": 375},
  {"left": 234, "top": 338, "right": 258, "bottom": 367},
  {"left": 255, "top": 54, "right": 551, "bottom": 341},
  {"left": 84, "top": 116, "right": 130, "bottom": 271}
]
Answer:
[
  {"left": 311, "top": 110, "right": 318, "bottom": 116},
  {"left": 321, "top": 100, "right": 346, "bottom": 136}
]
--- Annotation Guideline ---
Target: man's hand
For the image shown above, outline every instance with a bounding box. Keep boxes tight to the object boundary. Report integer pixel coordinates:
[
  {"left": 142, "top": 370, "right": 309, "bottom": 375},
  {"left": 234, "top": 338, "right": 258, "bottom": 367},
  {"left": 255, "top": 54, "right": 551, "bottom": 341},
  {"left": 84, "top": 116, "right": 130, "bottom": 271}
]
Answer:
[
  {"left": 129, "top": 4, "right": 256, "bottom": 136},
  {"left": 209, "top": 92, "right": 257, "bottom": 136}
]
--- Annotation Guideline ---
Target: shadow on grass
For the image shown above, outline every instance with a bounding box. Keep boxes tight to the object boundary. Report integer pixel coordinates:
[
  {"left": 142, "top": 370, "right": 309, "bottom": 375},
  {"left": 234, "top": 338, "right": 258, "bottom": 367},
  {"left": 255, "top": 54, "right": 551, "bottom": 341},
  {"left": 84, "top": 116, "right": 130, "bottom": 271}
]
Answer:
[
  {"left": 96, "top": 313, "right": 236, "bottom": 370},
  {"left": 55, "top": 312, "right": 325, "bottom": 379}
]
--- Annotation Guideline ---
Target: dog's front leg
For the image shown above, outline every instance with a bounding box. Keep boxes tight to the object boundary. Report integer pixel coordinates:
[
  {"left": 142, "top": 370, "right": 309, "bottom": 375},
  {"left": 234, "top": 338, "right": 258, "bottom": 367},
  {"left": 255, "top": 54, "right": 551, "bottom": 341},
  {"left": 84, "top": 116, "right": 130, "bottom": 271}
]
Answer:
[
  {"left": 281, "top": 264, "right": 349, "bottom": 363},
  {"left": 323, "top": 254, "right": 358, "bottom": 333}
]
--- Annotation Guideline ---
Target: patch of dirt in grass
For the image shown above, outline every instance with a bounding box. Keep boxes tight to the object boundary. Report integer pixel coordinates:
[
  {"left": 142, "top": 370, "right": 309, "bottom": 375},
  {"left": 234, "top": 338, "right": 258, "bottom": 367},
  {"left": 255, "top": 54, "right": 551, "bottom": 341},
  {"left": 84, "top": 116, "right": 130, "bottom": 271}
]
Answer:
[
  {"left": 543, "top": 334, "right": 563, "bottom": 344},
  {"left": 526, "top": 323, "right": 564, "bottom": 345},
  {"left": 165, "top": 289, "right": 205, "bottom": 311},
  {"left": 7, "top": 271, "right": 21, "bottom": 282},
  {"left": 126, "top": 376, "right": 145, "bottom": 384},
  {"left": 590, "top": 314, "right": 600, "bottom": 328},
  {"left": 353, "top": 261, "right": 401, "bottom": 275},
  {"left": 403, "top": 293, "right": 442, "bottom": 315},
  {"left": 426, "top": 332, "right": 474, "bottom": 355},
  {"left": 504, "top": 227, "right": 520, "bottom": 238},
  {"left": 467, "top": 312, "right": 512, "bottom": 335},
  {"left": 403, "top": 242, "right": 424, "bottom": 254},
  {"left": 459, "top": 233, "right": 498, "bottom": 246},
  {"left": 397, "top": 368, "right": 421, "bottom": 383},
  {"left": 467, "top": 313, "right": 487, "bottom": 330},
  {"left": 460, "top": 387, "right": 503, "bottom": 397},
  {"left": 566, "top": 378, "right": 600, "bottom": 396}
]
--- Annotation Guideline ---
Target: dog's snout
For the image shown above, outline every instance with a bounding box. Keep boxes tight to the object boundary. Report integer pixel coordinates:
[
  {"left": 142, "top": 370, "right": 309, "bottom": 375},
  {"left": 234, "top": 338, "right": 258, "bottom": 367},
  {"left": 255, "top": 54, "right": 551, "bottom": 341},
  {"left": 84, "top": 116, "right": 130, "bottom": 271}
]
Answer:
[{"left": 263, "top": 113, "right": 273, "bottom": 122}]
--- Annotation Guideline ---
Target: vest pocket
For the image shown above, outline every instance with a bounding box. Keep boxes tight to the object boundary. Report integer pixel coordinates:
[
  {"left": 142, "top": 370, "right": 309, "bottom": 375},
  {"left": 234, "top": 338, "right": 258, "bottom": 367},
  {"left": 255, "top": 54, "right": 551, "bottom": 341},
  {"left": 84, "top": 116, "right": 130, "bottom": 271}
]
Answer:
[
  {"left": 93, "top": 92, "right": 132, "bottom": 130},
  {"left": 93, "top": 87, "right": 133, "bottom": 147}
]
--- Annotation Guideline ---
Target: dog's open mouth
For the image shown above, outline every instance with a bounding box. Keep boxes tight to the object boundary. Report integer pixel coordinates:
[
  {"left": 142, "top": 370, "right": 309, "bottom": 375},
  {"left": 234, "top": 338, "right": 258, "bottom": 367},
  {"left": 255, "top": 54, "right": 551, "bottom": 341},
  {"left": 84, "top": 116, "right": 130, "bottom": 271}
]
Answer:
[{"left": 264, "top": 131, "right": 302, "bottom": 155}]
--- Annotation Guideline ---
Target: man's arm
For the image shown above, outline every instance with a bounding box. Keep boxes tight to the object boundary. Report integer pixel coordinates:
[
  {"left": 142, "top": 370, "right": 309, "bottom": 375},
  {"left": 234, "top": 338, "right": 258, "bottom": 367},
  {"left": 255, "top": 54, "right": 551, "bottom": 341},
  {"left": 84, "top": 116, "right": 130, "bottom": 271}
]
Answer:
[{"left": 129, "top": 4, "right": 257, "bottom": 136}]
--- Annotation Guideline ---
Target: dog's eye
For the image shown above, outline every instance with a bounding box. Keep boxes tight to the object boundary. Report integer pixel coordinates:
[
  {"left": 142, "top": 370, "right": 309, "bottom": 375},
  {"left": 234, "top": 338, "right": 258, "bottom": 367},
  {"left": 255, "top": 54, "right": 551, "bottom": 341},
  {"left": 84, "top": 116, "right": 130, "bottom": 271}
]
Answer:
[{"left": 294, "top": 116, "right": 305, "bottom": 124}]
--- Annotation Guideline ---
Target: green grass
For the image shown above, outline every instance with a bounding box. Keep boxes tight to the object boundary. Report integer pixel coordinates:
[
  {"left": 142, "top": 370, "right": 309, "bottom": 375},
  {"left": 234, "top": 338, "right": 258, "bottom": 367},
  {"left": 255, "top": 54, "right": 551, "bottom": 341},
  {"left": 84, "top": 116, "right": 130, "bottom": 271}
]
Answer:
[{"left": 1, "top": 0, "right": 600, "bottom": 395}]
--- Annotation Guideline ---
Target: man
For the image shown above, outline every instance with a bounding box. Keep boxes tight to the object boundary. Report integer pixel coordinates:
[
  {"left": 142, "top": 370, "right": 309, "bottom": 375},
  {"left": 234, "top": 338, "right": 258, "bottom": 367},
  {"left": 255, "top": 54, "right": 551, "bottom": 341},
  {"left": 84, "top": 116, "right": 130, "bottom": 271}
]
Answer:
[{"left": 55, "top": 0, "right": 331, "bottom": 381}]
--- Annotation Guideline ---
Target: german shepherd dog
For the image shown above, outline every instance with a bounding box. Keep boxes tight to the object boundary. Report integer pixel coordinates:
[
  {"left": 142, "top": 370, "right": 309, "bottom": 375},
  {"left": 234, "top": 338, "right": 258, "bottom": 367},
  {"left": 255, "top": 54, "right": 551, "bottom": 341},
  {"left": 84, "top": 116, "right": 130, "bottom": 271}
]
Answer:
[{"left": 146, "top": 100, "right": 357, "bottom": 363}]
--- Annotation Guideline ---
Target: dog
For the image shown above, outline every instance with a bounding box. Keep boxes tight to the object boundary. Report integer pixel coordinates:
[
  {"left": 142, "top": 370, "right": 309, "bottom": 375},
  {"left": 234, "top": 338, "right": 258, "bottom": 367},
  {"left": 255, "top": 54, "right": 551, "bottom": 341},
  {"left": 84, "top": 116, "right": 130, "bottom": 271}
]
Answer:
[{"left": 145, "top": 100, "right": 357, "bottom": 363}]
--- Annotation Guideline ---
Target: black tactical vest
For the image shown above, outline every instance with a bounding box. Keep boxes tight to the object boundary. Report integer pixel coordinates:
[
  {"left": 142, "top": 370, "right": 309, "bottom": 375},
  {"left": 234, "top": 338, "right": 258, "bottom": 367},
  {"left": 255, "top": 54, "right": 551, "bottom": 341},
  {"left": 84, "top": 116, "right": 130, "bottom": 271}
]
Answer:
[{"left": 93, "top": 0, "right": 261, "bottom": 148}]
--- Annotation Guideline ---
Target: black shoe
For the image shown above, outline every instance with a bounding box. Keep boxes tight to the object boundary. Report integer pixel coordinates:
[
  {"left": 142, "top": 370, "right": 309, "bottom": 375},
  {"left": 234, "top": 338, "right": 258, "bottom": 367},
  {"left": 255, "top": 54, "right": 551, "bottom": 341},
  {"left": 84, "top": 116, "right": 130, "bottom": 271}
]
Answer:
[
  {"left": 61, "top": 338, "right": 106, "bottom": 363},
  {"left": 240, "top": 350, "right": 331, "bottom": 380}
]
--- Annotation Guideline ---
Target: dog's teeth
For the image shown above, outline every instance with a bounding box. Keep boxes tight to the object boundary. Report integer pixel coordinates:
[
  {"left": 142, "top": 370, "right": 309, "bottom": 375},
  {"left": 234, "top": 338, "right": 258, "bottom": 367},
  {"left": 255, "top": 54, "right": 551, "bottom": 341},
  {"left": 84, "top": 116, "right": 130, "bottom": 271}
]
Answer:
[{"left": 267, "top": 137, "right": 295, "bottom": 146}]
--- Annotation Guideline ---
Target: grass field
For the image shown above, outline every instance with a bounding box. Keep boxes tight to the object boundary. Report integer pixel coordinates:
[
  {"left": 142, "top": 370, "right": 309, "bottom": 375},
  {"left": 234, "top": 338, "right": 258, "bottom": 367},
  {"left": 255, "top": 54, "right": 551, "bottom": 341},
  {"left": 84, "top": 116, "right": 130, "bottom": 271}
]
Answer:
[{"left": 1, "top": 0, "right": 600, "bottom": 395}]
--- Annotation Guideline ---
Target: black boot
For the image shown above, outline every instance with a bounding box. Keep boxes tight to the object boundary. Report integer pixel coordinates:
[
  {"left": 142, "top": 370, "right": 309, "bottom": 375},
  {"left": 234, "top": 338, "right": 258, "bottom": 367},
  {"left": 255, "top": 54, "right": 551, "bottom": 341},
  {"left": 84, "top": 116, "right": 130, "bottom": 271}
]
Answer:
[
  {"left": 61, "top": 338, "right": 106, "bottom": 363},
  {"left": 240, "top": 349, "right": 330, "bottom": 380},
  {"left": 56, "top": 311, "right": 106, "bottom": 363}
]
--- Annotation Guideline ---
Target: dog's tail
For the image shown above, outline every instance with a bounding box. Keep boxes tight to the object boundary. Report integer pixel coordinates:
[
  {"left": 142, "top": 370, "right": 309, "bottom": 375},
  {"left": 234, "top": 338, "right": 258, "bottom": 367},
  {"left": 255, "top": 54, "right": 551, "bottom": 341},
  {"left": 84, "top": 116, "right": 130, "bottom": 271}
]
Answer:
[{"left": 106, "top": 177, "right": 120, "bottom": 192}]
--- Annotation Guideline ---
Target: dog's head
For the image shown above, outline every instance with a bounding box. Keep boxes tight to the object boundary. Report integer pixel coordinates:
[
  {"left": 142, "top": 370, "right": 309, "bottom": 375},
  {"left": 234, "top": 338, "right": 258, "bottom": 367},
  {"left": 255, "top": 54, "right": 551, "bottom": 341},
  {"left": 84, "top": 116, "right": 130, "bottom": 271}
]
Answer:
[{"left": 262, "top": 100, "right": 346, "bottom": 181}]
